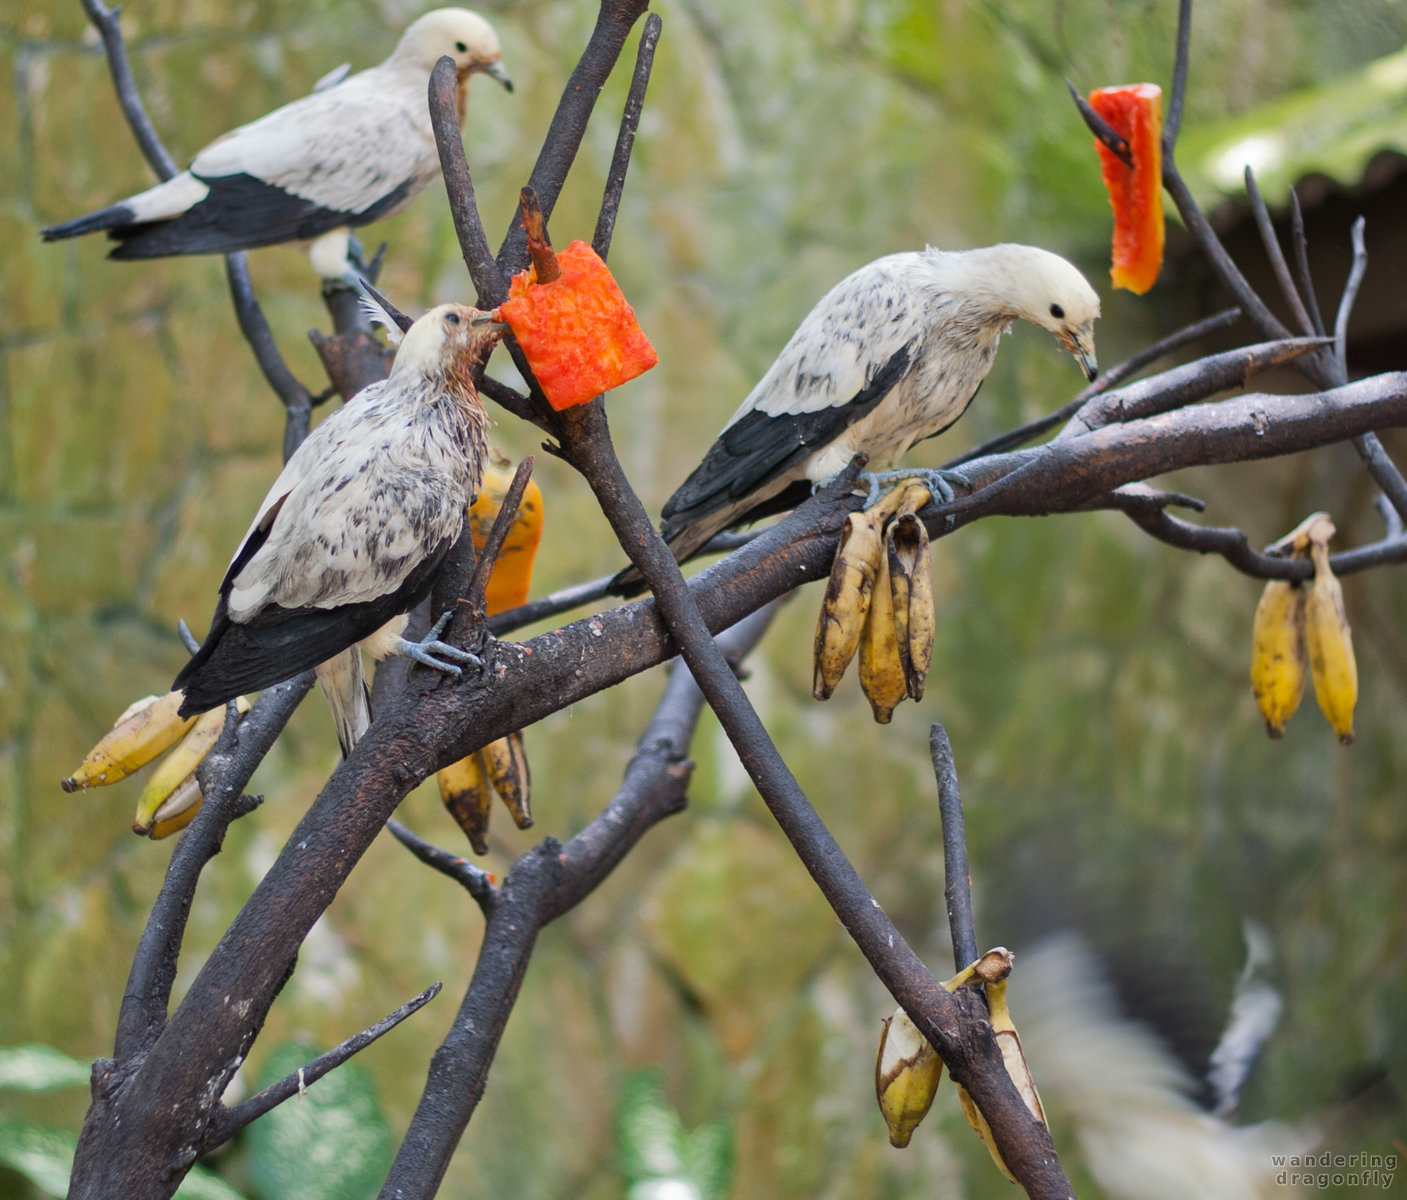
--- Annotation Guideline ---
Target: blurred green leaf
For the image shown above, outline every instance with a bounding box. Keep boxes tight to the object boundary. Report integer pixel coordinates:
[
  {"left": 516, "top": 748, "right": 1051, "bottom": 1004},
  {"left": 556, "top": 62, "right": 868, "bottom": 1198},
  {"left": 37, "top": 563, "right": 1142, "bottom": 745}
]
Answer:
[
  {"left": 0, "top": 1044, "right": 92, "bottom": 1092},
  {"left": 0, "top": 1121, "right": 76, "bottom": 1197},
  {"left": 245, "top": 1042, "right": 392, "bottom": 1200},
  {"left": 617, "top": 1069, "right": 733, "bottom": 1200}
]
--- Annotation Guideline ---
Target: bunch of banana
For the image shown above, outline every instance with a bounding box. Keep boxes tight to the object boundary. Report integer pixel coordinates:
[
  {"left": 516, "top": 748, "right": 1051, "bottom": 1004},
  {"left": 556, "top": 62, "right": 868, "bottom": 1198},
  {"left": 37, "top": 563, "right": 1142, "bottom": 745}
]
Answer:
[
  {"left": 131, "top": 697, "right": 251, "bottom": 838},
  {"left": 813, "top": 481, "right": 936, "bottom": 722},
  {"left": 61, "top": 690, "right": 197, "bottom": 792},
  {"left": 1303, "top": 520, "right": 1357, "bottom": 743},
  {"left": 874, "top": 946, "right": 1044, "bottom": 1172},
  {"left": 1249, "top": 513, "right": 1356, "bottom": 742},
  {"left": 436, "top": 731, "right": 532, "bottom": 855},
  {"left": 951, "top": 954, "right": 1047, "bottom": 1184}
]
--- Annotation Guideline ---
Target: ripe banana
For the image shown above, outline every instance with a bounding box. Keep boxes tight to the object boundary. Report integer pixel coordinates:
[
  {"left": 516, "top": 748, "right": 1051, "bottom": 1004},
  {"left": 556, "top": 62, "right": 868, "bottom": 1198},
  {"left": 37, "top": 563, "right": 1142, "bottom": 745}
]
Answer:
[
  {"left": 1249, "top": 579, "right": 1307, "bottom": 739},
  {"left": 887, "top": 512, "right": 935, "bottom": 701},
  {"left": 482, "top": 730, "right": 533, "bottom": 829},
  {"left": 62, "top": 690, "right": 197, "bottom": 792},
  {"left": 812, "top": 510, "right": 886, "bottom": 700},
  {"left": 859, "top": 542, "right": 908, "bottom": 723},
  {"left": 146, "top": 774, "right": 203, "bottom": 840},
  {"left": 1305, "top": 537, "right": 1357, "bottom": 744},
  {"left": 132, "top": 698, "right": 249, "bottom": 836},
  {"left": 875, "top": 1008, "right": 944, "bottom": 1148},
  {"left": 438, "top": 750, "right": 494, "bottom": 855},
  {"left": 953, "top": 970, "right": 1047, "bottom": 1185}
]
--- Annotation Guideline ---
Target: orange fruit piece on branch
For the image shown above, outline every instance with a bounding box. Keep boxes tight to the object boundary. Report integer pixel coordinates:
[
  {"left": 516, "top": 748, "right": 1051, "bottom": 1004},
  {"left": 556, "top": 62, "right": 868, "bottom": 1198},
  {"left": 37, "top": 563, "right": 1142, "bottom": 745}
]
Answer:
[
  {"left": 497, "top": 240, "right": 658, "bottom": 410},
  {"left": 1089, "top": 83, "right": 1165, "bottom": 295}
]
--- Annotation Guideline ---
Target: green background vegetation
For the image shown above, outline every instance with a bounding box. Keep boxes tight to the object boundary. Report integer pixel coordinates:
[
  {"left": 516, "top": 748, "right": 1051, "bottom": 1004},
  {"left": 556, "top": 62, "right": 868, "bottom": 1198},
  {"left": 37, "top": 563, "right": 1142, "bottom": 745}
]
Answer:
[{"left": 2, "top": 0, "right": 1405, "bottom": 1195}]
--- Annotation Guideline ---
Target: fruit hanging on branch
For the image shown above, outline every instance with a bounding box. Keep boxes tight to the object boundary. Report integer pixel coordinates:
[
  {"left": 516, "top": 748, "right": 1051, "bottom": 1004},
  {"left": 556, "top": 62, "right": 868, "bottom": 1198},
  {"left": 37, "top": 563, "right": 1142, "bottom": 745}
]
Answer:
[
  {"left": 495, "top": 188, "right": 658, "bottom": 411},
  {"left": 1088, "top": 83, "right": 1165, "bottom": 295}
]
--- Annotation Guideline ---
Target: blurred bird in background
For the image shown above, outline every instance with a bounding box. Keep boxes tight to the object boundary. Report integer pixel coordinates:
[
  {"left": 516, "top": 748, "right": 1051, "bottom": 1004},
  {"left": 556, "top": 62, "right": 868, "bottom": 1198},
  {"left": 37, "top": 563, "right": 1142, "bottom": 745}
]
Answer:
[
  {"left": 174, "top": 304, "right": 504, "bottom": 754},
  {"left": 613, "top": 243, "right": 1099, "bottom": 592},
  {"left": 42, "top": 8, "right": 511, "bottom": 284}
]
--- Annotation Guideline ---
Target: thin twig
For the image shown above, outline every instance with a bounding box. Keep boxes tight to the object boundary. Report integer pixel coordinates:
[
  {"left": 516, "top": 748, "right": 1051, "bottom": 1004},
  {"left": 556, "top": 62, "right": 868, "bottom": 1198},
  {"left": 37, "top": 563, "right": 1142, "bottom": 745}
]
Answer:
[
  {"left": 949, "top": 307, "right": 1242, "bottom": 465},
  {"left": 1288, "top": 189, "right": 1326, "bottom": 338},
  {"left": 463, "top": 457, "right": 535, "bottom": 623},
  {"left": 1244, "top": 166, "right": 1316, "bottom": 337},
  {"left": 1163, "top": 0, "right": 1192, "bottom": 150},
  {"left": 1335, "top": 217, "right": 1367, "bottom": 371},
  {"left": 931, "top": 725, "right": 978, "bottom": 973},
  {"left": 386, "top": 819, "right": 498, "bottom": 912},
  {"left": 1066, "top": 79, "right": 1133, "bottom": 168},
  {"left": 208, "top": 982, "right": 443, "bottom": 1147},
  {"left": 429, "top": 56, "right": 505, "bottom": 307},
  {"left": 594, "top": 13, "right": 662, "bottom": 257},
  {"left": 80, "top": 0, "right": 178, "bottom": 180}
]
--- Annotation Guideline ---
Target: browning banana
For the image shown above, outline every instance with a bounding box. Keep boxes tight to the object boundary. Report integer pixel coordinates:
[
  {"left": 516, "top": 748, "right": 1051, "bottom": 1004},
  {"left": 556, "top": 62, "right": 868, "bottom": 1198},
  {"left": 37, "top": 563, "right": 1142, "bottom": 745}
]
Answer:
[
  {"left": 1305, "top": 536, "right": 1357, "bottom": 744},
  {"left": 482, "top": 730, "right": 533, "bottom": 829},
  {"left": 132, "top": 698, "right": 249, "bottom": 836},
  {"left": 1249, "top": 579, "right": 1307, "bottom": 739},
  {"left": 438, "top": 750, "right": 494, "bottom": 854},
  {"left": 812, "top": 510, "right": 886, "bottom": 700},
  {"left": 859, "top": 541, "right": 908, "bottom": 723},
  {"left": 62, "top": 690, "right": 197, "bottom": 792}
]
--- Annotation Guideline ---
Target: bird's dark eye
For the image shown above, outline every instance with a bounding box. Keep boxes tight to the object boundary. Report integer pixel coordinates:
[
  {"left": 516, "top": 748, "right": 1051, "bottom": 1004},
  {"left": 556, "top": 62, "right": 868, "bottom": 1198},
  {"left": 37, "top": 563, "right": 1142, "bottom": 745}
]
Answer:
[
  {"left": 455, "top": 40, "right": 468, "bottom": 52},
  {"left": 1050, "top": 303, "right": 1065, "bottom": 319},
  {"left": 445, "top": 311, "right": 461, "bottom": 326}
]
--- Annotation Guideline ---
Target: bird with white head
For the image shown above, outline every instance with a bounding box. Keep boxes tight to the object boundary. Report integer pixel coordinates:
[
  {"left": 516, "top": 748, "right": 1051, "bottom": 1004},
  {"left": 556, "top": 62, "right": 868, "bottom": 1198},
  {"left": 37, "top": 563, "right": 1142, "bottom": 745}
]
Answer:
[
  {"left": 616, "top": 243, "right": 1100, "bottom": 586},
  {"left": 174, "top": 303, "right": 505, "bottom": 752},
  {"left": 42, "top": 9, "right": 511, "bottom": 283}
]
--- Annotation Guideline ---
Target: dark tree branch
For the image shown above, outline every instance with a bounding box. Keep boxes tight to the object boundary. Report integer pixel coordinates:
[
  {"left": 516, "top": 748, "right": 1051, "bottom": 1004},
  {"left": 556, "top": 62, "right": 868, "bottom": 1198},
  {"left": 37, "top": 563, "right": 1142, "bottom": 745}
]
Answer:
[
  {"left": 382, "top": 604, "right": 779, "bottom": 1199},
  {"left": 593, "top": 13, "right": 662, "bottom": 257},
  {"left": 1335, "top": 216, "right": 1367, "bottom": 372},
  {"left": 1066, "top": 79, "right": 1133, "bottom": 167},
  {"left": 207, "top": 981, "right": 444, "bottom": 1148},
  {"left": 1244, "top": 166, "right": 1316, "bottom": 337},
  {"left": 462, "top": 458, "right": 535, "bottom": 628},
  {"left": 386, "top": 819, "right": 498, "bottom": 911},
  {"left": 429, "top": 56, "right": 505, "bottom": 308},
  {"left": 932, "top": 725, "right": 978, "bottom": 972},
  {"left": 950, "top": 307, "right": 1242, "bottom": 465},
  {"left": 1288, "top": 189, "right": 1327, "bottom": 338},
  {"left": 79, "top": 0, "right": 178, "bottom": 180}
]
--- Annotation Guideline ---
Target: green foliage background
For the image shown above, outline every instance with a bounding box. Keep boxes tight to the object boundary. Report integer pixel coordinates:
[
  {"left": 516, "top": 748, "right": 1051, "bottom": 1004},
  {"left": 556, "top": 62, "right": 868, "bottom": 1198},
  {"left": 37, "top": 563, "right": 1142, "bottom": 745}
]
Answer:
[{"left": 1, "top": 0, "right": 1405, "bottom": 1195}]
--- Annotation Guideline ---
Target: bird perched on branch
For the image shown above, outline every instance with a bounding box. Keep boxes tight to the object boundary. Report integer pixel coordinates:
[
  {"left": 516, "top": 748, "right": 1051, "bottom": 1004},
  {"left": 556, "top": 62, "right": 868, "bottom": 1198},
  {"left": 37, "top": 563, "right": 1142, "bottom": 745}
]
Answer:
[
  {"left": 614, "top": 244, "right": 1099, "bottom": 591},
  {"left": 42, "top": 8, "right": 511, "bottom": 283},
  {"left": 173, "top": 304, "right": 504, "bottom": 752}
]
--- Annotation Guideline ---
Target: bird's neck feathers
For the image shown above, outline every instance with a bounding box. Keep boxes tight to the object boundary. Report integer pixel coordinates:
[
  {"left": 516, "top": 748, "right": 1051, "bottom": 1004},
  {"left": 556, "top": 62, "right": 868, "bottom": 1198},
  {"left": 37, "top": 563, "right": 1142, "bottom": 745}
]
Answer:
[{"left": 927, "top": 244, "right": 1095, "bottom": 331}]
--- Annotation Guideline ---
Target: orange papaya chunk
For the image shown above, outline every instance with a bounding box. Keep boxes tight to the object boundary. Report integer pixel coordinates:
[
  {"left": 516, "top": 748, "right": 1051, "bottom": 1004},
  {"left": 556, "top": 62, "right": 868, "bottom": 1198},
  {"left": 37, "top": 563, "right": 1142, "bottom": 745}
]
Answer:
[
  {"left": 468, "top": 463, "right": 545, "bottom": 616},
  {"left": 497, "top": 240, "right": 658, "bottom": 410},
  {"left": 1089, "top": 83, "right": 1165, "bottom": 295}
]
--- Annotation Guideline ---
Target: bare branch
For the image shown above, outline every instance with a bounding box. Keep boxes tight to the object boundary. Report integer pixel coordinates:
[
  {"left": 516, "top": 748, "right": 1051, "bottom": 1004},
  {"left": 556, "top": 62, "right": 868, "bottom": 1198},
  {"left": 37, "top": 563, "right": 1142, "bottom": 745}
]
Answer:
[
  {"left": 462, "top": 457, "right": 534, "bottom": 628},
  {"left": 1244, "top": 166, "right": 1316, "bottom": 337},
  {"left": 1335, "top": 216, "right": 1367, "bottom": 370},
  {"left": 950, "top": 307, "right": 1242, "bottom": 465},
  {"left": 79, "top": 0, "right": 178, "bottom": 179},
  {"left": 1066, "top": 79, "right": 1133, "bottom": 167},
  {"left": 208, "top": 982, "right": 444, "bottom": 1148},
  {"left": 386, "top": 819, "right": 498, "bottom": 911},
  {"left": 932, "top": 725, "right": 978, "bottom": 972},
  {"left": 429, "top": 56, "right": 504, "bottom": 307},
  {"left": 225, "top": 258, "right": 316, "bottom": 458},
  {"left": 1288, "top": 189, "right": 1327, "bottom": 338},
  {"left": 594, "top": 13, "right": 662, "bottom": 257}
]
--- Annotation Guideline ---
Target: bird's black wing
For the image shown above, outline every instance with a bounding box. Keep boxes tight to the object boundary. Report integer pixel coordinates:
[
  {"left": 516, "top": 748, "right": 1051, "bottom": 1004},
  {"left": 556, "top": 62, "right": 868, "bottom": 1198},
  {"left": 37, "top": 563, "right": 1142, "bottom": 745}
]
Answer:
[
  {"left": 173, "top": 533, "right": 453, "bottom": 716},
  {"left": 106, "top": 173, "right": 414, "bottom": 259},
  {"left": 660, "top": 342, "right": 912, "bottom": 535}
]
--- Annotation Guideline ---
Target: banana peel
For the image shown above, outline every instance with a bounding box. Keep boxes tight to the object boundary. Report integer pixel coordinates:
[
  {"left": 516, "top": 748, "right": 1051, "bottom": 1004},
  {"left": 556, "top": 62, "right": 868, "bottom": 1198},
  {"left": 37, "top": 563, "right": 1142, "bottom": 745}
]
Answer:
[{"left": 62, "top": 690, "right": 197, "bottom": 792}]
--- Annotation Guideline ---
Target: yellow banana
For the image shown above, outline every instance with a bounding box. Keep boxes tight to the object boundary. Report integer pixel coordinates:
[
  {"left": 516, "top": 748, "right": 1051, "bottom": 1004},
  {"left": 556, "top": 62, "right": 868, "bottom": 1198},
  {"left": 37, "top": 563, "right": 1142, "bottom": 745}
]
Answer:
[
  {"left": 482, "top": 730, "right": 533, "bottom": 829},
  {"left": 812, "top": 510, "right": 886, "bottom": 700},
  {"left": 859, "top": 543, "right": 908, "bottom": 723},
  {"left": 953, "top": 958, "right": 1046, "bottom": 1185},
  {"left": 887, "top": 512, "right": 935, "bottom": 701},
  {"left": 146, "top": 774, "right": 203, "bottom": 840},
  {"left": 62, "top": 690, "right": 197, "bottom": 792},
  {"left": 875, "top": 1008, "right": 944, "bottom": 1148},
  {"left": 132, "top": 698, "right": 249, "bottom": 836},
  {"left": 438, "top": 750, "right": 494, "bottom": 855},
  {"left": 1249, "top": 579, "right": 1307, "bottom": 739},
  {"left": 1305, "top": 537, "right": 1357, "bottom": 744}
]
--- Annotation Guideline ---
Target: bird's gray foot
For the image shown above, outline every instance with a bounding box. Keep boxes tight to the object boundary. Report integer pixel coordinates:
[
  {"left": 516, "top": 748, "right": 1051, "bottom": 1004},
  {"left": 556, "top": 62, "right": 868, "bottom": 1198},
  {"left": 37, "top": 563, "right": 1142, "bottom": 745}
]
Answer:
[
  {"left": 859, "top": 467, "right": 969, "bottom": 510},
  {"left": 392, "top": 610, "right": 481, "bottom": 675}
]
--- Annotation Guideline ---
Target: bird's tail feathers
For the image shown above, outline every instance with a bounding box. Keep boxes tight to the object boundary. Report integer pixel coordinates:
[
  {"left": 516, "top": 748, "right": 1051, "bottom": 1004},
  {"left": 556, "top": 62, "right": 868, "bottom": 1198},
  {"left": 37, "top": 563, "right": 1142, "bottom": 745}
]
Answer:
[
  {"left": 315, "top": 650, "right": 373, "bottom": 757},
  {"left": 41, "top": 203, "right": 138, "bottom": 242}
]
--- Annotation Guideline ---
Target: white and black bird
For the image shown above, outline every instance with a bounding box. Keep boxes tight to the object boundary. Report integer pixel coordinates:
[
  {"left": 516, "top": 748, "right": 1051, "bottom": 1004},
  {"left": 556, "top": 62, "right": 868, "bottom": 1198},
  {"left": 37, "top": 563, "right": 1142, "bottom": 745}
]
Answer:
[
  {"left": 627, "top": 243, "right": 1100, "bottom": 585},
  {"left": 173, "top": 303, "right": 503, "bottom": 752},
  {"left": 42, "top": 8, "right": 511, "bottom": 281}
]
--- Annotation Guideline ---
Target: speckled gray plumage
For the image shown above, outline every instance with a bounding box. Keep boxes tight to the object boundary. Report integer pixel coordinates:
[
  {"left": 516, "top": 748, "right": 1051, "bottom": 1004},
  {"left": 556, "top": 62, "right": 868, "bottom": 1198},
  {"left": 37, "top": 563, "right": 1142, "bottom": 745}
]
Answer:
[{"left": 175, "top": 304, "right": 497, "bottom": 717}]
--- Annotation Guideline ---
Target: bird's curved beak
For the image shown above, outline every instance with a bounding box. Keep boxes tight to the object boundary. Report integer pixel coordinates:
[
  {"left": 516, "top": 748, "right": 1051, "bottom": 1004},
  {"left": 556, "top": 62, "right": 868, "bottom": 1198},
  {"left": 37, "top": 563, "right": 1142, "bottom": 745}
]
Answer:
[
  {"left": 471, "top": 314, "right": 511, "bottom": 335},
  {"left": 483, "top": 59, "right": 513, "bottom": 92},
  {"left": 1058, "top": 322, "right": 1099, "bottom": 382}
]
